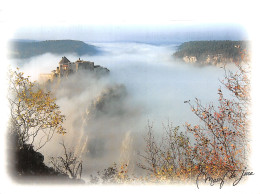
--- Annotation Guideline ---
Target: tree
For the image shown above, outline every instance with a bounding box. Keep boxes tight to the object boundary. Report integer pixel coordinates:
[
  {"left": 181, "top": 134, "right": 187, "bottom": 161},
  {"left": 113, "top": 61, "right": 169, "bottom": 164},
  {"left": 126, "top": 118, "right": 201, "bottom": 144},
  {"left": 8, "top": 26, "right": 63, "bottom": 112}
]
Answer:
[
  {"left": 185, "top": 50, "right": 250, "bottom": 177},
  {"left": 138, "top": 49, "right": 250, "bottom": 183},
  {"left": 49, "top": 141, "right": 82, "bottom": 180},
  {"left": 89, "top": 163, "right": 130, "bottom": 184},
  {"left": 8, "top": 68, "right": 66, "bottom": 151},
  {"left": 138, "top": 122, "right": 196, "bottom": 183}
]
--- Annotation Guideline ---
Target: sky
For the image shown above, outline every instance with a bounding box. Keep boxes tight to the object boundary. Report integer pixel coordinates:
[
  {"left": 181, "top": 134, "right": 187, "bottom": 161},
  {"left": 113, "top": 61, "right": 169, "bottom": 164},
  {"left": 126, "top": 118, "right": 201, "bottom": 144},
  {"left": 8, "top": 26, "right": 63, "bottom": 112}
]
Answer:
[
  {"left": 1, "top": 0, "right": 254, "bottom": 43},
  {"left": 11, "top": 23, "right": 248, "bottom": 43}
]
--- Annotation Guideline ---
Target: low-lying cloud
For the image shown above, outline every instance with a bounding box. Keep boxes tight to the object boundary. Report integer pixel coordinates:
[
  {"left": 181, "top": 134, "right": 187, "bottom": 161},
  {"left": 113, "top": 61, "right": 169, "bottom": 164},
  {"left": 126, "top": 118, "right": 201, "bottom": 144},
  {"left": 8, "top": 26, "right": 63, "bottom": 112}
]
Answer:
[{"left": 9, "top": 42, "right": 230, "bottom": 177}]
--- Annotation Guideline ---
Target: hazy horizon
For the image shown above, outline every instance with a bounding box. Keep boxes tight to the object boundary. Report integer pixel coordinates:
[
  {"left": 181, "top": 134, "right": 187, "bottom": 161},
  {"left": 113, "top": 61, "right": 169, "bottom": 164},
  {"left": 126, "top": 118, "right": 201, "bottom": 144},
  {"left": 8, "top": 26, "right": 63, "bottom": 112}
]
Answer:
[{"left": 10, "top": 23, "right": 249, "bottom": 44}]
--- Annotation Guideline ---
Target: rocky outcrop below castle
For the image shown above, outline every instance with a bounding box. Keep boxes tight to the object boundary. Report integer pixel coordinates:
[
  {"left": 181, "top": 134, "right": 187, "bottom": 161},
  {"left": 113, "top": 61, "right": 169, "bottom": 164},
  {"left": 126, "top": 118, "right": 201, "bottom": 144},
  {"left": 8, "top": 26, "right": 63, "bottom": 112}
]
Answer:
[{"left": 173, "top": 40, "right": 250, "bottom": 66}]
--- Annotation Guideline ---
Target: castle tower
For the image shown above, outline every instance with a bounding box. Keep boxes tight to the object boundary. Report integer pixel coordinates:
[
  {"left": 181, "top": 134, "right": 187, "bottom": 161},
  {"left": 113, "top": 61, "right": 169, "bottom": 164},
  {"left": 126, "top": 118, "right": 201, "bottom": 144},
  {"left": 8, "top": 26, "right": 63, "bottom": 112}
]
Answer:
[
  {"left": 59, "top": 56, "right": 71, "bottom": 77},
  {"left": 59, "top": 56, "right": 70, "bottom": 64}
]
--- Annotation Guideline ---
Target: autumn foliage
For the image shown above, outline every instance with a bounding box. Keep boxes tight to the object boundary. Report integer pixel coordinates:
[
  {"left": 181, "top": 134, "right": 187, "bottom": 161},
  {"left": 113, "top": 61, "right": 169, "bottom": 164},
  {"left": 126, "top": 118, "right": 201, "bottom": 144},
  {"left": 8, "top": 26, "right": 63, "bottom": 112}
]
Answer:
[
  {"left": 137, "top": 123, "right": 195, "bottom": 183},
  {"left": 185, "top": 56, "right": 250, "bottom": 179},
  {"left": 137, "top": 51, "right": 250, "bottom": 183},
  {"left": 9, "top": 69, "right": 66, "bottom": 151}
]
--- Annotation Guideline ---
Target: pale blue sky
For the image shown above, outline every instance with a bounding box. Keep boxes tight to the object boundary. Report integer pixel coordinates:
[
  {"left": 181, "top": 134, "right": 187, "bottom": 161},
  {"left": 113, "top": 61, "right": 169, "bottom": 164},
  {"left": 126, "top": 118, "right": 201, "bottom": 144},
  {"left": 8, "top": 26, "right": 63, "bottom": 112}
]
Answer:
[{"left": 12, "top": 23, "right": 248, "bottom": 43}]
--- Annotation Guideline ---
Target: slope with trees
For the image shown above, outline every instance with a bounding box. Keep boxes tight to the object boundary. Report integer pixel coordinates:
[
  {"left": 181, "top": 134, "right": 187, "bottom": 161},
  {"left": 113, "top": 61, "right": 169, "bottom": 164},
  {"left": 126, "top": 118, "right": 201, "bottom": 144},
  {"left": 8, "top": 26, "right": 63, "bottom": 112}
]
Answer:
[
  {"left": 8, "top": 40, "right": 100, "bottom": 59},
  {"left": 173, "top": 40, "right": 249, "bottom": 65}
]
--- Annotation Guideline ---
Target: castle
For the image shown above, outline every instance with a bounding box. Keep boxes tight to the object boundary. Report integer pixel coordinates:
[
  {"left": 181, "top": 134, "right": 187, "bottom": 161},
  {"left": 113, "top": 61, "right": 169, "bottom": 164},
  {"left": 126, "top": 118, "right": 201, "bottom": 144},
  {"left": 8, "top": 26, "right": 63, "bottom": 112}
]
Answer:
[{"left": 39, "top": 56, "right": 109, "bottom": 82}]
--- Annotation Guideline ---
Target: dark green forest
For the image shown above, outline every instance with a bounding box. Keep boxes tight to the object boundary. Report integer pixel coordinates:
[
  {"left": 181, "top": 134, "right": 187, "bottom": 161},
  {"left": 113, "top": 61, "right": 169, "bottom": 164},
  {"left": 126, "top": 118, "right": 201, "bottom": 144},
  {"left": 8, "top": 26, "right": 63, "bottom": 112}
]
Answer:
[
  {"left": 8, "top": 40, "right": 100, "bottom": 59},
  {"left": 173, "top": 40, "right": 249, "bottom": 63}
]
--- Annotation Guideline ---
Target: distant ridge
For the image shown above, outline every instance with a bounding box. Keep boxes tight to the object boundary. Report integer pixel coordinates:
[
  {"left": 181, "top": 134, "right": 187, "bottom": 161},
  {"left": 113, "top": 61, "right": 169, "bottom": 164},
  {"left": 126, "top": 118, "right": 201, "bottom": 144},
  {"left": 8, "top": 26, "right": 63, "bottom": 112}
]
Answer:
[
  {"left": 173, "top": 40, "right": 250, "bottom": 65},
  {"left": 8, "top": 40, "right": 100, "bottom": 59}
]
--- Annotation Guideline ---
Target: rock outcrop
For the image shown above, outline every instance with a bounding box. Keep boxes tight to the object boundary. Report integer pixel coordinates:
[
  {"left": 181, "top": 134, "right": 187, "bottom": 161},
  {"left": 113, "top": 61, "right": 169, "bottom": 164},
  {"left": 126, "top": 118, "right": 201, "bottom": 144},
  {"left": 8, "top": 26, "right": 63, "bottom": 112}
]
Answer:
[
  {"left": 181, "top": 54, "right": 239, "bottom": 66},
  {"left": 7, "top": 132, "right": 85, "bottom": 184}
]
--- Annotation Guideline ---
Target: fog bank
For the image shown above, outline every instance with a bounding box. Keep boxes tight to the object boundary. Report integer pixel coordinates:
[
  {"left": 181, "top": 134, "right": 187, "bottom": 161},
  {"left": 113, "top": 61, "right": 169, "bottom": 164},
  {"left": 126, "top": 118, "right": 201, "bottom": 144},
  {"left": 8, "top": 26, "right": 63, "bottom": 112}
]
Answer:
[{"left": 9, "top": 42, "right": 230, "bottom": 177}]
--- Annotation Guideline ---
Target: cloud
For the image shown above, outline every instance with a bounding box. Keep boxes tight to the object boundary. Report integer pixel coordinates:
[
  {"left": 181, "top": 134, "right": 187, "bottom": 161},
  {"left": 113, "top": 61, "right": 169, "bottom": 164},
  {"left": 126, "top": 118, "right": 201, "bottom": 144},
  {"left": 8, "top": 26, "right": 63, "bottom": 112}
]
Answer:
[{"left": 9, "top": 42, "right": 228, "bottom": 177}]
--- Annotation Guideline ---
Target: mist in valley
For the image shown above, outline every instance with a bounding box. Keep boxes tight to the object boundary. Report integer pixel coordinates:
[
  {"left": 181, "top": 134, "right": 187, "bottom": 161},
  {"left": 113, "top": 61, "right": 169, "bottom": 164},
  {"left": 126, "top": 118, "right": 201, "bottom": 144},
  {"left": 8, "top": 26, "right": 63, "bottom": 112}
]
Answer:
[{"left": 10, "top": 42, "right": 232, "bottom": 179}]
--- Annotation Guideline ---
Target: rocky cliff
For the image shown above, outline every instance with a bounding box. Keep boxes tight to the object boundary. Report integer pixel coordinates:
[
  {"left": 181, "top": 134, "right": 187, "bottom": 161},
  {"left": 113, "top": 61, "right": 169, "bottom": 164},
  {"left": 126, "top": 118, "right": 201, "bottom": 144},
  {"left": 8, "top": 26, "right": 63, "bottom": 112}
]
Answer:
[
  {"left": 181, "top": 54, "right": 240, "bottom": 66},
  {"left": 7, "top": 133, "right": 85, "bottom": 184}
]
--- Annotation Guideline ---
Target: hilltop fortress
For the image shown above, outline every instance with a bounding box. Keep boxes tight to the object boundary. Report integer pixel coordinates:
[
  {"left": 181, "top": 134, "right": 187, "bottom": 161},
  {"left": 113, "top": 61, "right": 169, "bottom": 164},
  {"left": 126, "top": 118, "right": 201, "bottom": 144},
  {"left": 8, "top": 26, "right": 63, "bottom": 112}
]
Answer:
[{"left": 39, "top": 56, "right": 109, "bottom": 82}]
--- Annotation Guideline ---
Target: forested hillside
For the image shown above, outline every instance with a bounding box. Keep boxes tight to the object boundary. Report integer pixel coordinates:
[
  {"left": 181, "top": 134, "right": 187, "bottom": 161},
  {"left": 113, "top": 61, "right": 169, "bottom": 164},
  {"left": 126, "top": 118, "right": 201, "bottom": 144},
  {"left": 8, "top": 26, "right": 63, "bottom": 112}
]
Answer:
[
  {"left": 8, "top": 40, "right": 99, "bottom": 59},
  {"left": 173, "top": 40, "right": 249, "bottom": 65}
]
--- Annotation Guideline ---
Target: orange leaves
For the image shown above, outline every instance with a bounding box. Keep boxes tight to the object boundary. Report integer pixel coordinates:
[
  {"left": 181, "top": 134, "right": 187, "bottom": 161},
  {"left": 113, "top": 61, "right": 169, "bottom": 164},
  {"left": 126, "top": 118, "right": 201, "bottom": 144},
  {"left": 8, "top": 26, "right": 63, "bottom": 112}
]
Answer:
[
  {"left": 230, "top": 144, "right": 236, "bottom": 150},
  {"left": 214, "top": 112, "right": 221, "bottom": 119},
  {"left": 202, "top": 112, "right": 207, "bottom": 119}
]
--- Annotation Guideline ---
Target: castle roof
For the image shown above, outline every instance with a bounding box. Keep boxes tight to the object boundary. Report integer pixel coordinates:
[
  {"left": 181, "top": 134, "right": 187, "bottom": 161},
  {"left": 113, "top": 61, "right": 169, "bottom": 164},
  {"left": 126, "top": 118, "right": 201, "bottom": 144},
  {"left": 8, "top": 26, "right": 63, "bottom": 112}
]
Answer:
[{"left": 59, "top": 56, "right": 70, "bottom": 64}]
